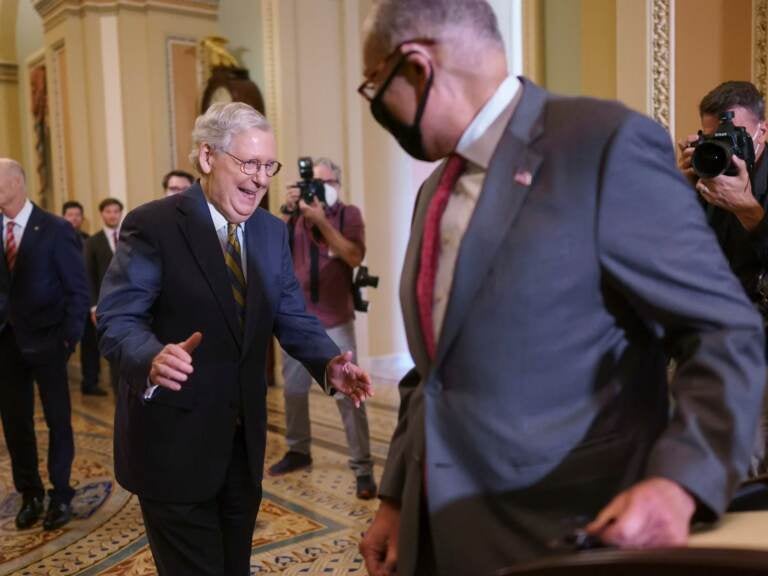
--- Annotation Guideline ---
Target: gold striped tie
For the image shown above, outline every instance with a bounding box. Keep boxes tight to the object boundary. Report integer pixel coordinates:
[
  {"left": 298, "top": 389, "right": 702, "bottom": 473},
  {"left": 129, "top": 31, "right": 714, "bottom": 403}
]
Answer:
[{"left": 225, "top": 223, "right": 246, "bottom": 331}]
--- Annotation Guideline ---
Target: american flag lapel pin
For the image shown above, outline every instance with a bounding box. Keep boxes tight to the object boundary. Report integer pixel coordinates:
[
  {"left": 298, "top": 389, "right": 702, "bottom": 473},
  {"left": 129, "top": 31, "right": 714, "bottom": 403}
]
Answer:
[{"left": 513, "top": 169, "right": 533, "bottom": 187}]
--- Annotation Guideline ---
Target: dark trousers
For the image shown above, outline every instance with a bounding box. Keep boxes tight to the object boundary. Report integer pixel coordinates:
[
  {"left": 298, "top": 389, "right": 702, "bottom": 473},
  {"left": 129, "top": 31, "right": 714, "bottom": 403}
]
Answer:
[
  {"left": 81, "top": 315, "right": 119, "bottom": 394},
  {"left": 139, "top": 428, "right": 261, "bottom": 576},
  {"left": 0, "top": 326, "right": 75, "bottom": 504},
  {"left": 80, "top": 314, "right": 101, "bottom": 391}
]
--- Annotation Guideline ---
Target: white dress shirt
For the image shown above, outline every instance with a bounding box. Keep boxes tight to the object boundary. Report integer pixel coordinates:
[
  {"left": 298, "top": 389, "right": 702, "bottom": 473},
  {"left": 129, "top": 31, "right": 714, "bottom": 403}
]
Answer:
[
  {"left": 104, "top": 225, "right": 120, "bottom": 254},
  {"left": 432, "top": 75, "right": 522, "bottom": 342},
  {"left": 2, "top": 199, "right": 34, "bottom": 253},
  {"left": 207, "top": 201, "right": 247, "bottom": 281}
]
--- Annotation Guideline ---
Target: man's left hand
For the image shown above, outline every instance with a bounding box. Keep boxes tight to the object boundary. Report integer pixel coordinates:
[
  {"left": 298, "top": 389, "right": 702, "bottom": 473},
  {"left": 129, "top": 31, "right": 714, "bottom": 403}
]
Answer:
[
  {"left": 326, "top": 351, "right": 373, "bottom": 407},
  {"left": 299, "top": 197, "right": 326, "bottom": 225},
  {"left": 585, "top": 477, "right": 695, "bottom": 548}
]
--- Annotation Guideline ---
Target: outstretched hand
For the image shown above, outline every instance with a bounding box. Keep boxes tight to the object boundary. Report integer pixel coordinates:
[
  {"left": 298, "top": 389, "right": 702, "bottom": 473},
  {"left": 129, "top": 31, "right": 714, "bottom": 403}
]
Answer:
[
  {"left": 149, "top": 332, "right": 203, "bottom": 391},
  {"left": 326, "top": 351, "right": 373, "bottom": 407}
]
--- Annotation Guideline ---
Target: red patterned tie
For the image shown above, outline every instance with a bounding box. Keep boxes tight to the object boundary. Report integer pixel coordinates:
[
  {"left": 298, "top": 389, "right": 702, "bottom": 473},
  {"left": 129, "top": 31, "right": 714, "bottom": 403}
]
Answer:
[
  {"left": 416, "top": 154, "right": 466, "bottom": 360},
  {"left": 5, "top": 221, "right": 17, "bottom": 272}
]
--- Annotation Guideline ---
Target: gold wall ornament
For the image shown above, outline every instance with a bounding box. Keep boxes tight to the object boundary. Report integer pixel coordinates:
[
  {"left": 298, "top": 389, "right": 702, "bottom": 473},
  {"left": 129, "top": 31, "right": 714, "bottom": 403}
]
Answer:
[
  {"left": 650, "top": 0, "right": 673, "bottom": 132},
  {"left": 754, "top": 0, "right": 768, "bottom": 99},
  {"left": 200, "top": 36, "right": 240, "bottom": 76}
]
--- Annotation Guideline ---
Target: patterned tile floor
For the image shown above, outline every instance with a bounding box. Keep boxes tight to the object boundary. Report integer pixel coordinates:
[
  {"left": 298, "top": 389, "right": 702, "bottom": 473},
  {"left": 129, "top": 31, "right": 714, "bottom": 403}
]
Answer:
[{"left": 0, "top": 358, "right": 408, "bottom": 575}]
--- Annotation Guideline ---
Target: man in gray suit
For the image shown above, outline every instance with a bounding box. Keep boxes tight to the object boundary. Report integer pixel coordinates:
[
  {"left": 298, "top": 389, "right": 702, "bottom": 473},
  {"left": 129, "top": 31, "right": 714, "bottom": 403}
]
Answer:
[{"left": 357, "top": 1, "right": 766, "bottom": 575}]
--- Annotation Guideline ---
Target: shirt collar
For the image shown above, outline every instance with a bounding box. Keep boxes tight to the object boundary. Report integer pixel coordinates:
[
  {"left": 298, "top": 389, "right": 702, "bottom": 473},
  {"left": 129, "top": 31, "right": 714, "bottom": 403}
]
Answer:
[
  {"left": 455, "top": 75, "right": 521, "bottom": 170},
  {"left": 206, "top": 201, "right": 243, "bottom": 234},
  {"left": 6, "top": 199, "right": 33, "bottom": 228}
]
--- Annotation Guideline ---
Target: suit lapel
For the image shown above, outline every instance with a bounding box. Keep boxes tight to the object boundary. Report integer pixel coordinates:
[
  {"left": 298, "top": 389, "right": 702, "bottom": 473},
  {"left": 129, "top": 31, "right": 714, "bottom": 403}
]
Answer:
[
  {"left": 434, "top": 79, "right": 547, "bottom": 368},
  {"left": 400, "top": 167, "right": 448, "bottom": 377},
  {"left": 176, "top": 185, "right": 243, "bottom": 349},
  {"left": 12, "top": 204, "right": 45, "bottom": 282},
  {"left": 242, "top": 211, "right": 269, "bottom": 355}
]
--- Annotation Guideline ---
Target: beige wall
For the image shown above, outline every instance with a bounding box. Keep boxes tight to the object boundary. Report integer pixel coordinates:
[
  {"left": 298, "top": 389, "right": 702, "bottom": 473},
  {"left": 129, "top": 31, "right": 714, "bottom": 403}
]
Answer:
[
  {"left": 581, "top": 0, "right": 616, "bottom": 100},
  {"left": 0, "top": 0, "right": 22, "bottom": 162},
  {"left": 675, "top": 0, "right": 752, "bottom": 142}
]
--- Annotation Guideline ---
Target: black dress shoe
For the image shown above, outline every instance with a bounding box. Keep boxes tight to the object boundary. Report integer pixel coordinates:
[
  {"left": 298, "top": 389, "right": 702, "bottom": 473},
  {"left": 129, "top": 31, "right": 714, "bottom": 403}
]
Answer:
[
  {"left": 82, "top": 387, "right": 108, "bottom": 397},
  {"left": 355, "top": 474, "right": 378, "bottom": 500},
  {"left": 267, "top": 451, "right": 312, "bottom": 476},
  {"left": 15, "top": 496, "right": 44, "bottom": 529},
  {"left": 43, "top": 501, "right": 72, "bottom": 531}
]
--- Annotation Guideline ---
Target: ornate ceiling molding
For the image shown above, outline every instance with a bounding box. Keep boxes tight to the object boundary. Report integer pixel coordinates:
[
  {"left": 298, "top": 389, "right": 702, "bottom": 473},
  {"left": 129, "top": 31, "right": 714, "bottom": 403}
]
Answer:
[
  {"left": 754, "top": 0, "right": 768, "bottom": 98},
  {"left": 34, "top": 0, "right": 217, "bottom": 29},
  {"left": 0, "top": 61, "right": 19, "bottom": 84},
  {"left": 650, "top": 0, "right": 673, "bottom": 131}
]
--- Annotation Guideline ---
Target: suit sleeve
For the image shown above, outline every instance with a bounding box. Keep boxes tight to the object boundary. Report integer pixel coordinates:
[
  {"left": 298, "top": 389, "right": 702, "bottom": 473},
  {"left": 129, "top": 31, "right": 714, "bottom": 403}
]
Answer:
[
  {"left": 597, "top": 112, "right": 766, "bottom": 518},
  {"left": 273, "top": 223, "right": 340, "bottom": 387},
  {"left": 54, "top": 221, "right": 90, "bottom": 346},
  {"left": 96, "top": 209, "right": 164, "bottom": 383}
]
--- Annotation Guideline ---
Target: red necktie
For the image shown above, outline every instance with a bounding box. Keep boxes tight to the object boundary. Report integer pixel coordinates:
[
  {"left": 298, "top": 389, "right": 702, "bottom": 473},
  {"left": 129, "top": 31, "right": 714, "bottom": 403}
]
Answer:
[
  {"left": 5, "top": 221, "right": 17, "bottom": 272},
  {"left": 416, "top": 154, "right": 466, "bottom": 360}
]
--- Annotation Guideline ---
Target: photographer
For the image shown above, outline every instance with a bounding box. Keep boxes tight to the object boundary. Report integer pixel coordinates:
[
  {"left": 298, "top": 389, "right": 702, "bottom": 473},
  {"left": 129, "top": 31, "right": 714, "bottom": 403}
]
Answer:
[
  {"left": 678, "top": 81, "right": 768, "bottom": 474},
  {"left": 268, "top": 157, "right": 377, "bottom": 499}
]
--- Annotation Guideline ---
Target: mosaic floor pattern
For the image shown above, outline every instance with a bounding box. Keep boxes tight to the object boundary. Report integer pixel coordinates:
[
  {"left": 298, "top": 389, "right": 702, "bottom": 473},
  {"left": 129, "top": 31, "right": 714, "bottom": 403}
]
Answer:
[{"left": 0, "top": 359, "right": 406, "bottom": 575}]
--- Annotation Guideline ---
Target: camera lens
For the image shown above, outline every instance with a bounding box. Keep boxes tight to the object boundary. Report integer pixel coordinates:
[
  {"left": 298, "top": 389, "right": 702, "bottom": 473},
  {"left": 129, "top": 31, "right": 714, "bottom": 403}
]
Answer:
[{"left": 692, "top": 140, "right": 733, "bottom": 178}]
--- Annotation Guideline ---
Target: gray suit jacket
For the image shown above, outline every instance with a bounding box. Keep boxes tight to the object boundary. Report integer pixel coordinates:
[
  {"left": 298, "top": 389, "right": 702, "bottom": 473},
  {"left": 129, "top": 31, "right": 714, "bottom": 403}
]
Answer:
[{"left": 380, "top": 78, "right": 766, "bottom": 576}]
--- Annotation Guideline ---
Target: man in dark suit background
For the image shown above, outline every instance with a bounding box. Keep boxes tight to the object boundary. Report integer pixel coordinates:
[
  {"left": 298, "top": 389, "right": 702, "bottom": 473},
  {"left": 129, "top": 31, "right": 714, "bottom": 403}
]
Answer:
[
  {"left": 62, "top": 200, "right": 106, "bottom": 397},
  {"left": 97, "top": 102, "right": 373, "bottom": 576},
  {"left": 84, "top": 197, "right": 123, "bottom": 396},
  {"left": 0, "top": 159, "right": 90, "bottom": 531},
  {"left": 357, "top": 1, "right": 766, "bottom": 575},
  {"left": 62, "top": 200, "right": 89, "bottom": 247}
]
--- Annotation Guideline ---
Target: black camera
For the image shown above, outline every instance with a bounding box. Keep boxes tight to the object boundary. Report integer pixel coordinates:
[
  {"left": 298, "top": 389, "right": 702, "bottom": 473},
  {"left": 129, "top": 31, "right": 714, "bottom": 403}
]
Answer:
[
  {"left": 297, "top": 156, "right": 327, "bottom": 203},
  {"left": 690, "top": 110, "right": 755, "bottom": 178},
  {"left": 352, "top": 266, "right": 379, "bottom": 313}
]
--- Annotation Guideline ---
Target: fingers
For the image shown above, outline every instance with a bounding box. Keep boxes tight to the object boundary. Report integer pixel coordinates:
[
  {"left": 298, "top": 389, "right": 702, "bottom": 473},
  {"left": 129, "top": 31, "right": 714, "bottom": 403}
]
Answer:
[
  {"left": 180, "top": 331, "right": 203, "bottom": 353},
  {"left": 153, "top": 376, "right": 182, "bottom": 391}
]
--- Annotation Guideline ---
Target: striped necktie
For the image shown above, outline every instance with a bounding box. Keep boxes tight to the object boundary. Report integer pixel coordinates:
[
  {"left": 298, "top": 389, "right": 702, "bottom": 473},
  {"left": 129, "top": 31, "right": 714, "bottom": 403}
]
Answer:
[
  {"left": 5, "top": 221, "right": 17, "bottom": 272},
  {"left": 225, "top": 223, "right": 246, "bottom": 331}
]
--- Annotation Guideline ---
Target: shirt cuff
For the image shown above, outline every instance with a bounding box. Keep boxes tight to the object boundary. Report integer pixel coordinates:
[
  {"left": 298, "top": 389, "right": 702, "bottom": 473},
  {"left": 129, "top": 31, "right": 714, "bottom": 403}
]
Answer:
[{"left": 144, "top": 379, "right": 159, "bottom": 400}]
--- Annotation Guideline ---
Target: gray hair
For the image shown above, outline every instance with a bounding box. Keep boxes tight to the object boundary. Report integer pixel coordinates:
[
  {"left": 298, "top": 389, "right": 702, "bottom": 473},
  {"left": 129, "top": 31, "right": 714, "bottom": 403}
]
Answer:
[
  {"left": 364, "top": 0, "right": 504, "bottom": 55},
  {"left": 189, "top": 102, "right": 272, "bottom": 174},
  {"left": 0, "top": 158, "right": 26, "bottom": 182},
  {"left": 313, "top": 157, "right": 342, "bottom": 187}
]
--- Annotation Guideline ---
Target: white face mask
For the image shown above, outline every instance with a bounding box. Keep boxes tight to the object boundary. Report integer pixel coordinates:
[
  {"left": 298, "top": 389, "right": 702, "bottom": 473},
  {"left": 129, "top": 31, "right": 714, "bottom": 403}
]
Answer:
[
  {"left": 323, "top": 183, "right": 338, "bottom": 208},
  {"left": 753, "top": 124, "right": 764, "bottom": 157}
]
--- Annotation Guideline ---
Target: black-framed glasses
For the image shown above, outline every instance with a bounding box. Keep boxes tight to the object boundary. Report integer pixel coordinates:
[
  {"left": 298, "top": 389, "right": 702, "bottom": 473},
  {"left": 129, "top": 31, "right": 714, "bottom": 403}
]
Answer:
[
  {"left": 357, "top": 38, "right": 436, "bottom": 102},
  {"left": 222, "top": 150, "right": 282, "bottom": 177}
]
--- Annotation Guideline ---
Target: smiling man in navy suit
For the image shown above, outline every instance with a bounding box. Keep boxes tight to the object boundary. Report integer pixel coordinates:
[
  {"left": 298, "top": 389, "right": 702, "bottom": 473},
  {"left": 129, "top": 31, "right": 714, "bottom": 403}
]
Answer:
[
  {"left": 97, "top": 103, "right": 373, "bottom": 576},
  {"left": 0, "top": 158, "right": 90, "bottom": 531}
]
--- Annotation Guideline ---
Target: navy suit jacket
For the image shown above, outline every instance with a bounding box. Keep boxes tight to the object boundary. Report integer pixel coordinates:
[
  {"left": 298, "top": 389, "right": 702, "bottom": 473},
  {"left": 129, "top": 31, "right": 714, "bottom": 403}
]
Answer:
[
  {"left": 382, "top": 79, "right": 767, "bottom": 575},
  {"left": 0, "top": 205, "right": 89, "bottom": 359},
  {"left": 97, "top": 184, "right": 340, "bottom": 502}
]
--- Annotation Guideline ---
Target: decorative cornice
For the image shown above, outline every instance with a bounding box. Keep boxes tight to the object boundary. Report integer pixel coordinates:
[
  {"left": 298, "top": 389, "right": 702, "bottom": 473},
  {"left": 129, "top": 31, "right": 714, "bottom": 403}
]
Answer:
[
  {"left": 34, "top": 0, "right": 217, "bottom": 29},
  {"left": 650, "top": 0, "right": 673, "bottom": 131},
  {"left": 754, "top": 0, "right": 768, "bottom": 98},
  {"left": 0, "top": 62, "right": 19, "bottom": 84}
]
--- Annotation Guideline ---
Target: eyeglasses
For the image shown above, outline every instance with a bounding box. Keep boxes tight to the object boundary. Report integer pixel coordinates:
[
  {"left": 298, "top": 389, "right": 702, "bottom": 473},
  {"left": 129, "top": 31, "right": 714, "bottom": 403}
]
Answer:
[
  {"left": 357, "top": 38, "right": 436, "bottom": 102},
  {"left": 222, "top": 150, "right": 282, "bottom": 177}
]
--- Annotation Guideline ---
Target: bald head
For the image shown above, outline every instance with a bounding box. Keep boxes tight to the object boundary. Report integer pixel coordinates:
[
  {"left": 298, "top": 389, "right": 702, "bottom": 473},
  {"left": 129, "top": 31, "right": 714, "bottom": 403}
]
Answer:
[{"left": 0, "top": 159, "right": 28, "bottom": 218}]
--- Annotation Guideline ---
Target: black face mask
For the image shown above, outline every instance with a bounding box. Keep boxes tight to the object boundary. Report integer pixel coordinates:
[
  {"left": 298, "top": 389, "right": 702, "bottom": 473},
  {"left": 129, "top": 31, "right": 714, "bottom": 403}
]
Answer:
[{"left": 370, "top": 52, "right": 434, "bottom": 161}]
